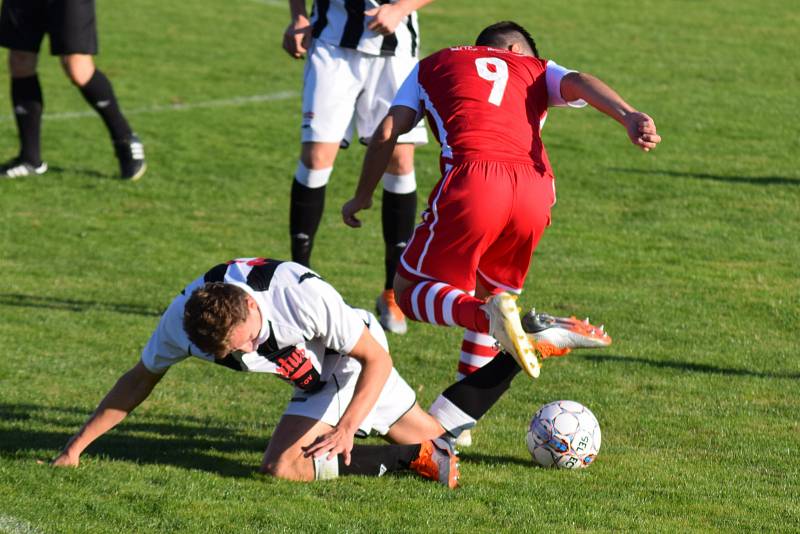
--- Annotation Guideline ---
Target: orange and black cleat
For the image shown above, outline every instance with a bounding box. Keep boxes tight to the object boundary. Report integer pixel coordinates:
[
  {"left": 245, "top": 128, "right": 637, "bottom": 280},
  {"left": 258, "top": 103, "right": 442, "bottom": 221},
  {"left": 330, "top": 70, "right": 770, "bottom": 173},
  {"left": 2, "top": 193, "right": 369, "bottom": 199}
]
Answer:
[{"left": 409, "top": 438, "right": 460, "bottom": 489}]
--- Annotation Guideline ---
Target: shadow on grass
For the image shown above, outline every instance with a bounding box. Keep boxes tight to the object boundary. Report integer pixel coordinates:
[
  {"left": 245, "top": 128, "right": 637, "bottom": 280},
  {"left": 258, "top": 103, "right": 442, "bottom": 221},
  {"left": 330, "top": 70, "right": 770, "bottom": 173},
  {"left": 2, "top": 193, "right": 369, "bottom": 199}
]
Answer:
[
  {"left": 458, "top": 451, "right": 532, "bottom": 468},
  {"left": 581, "top": 354, "right": 800, "bottom": 380},
  {"left": 610, "top": 168, "right": 800, "bottom": 186},
  {"left": 0, "top": 293, "right": 162, "bottom": 317},
  {"left": 0, "top": 403, "right": 266, "bottom": 478},
  {"left": 47, "top": 165, "right": 114, "bottom": 180}
]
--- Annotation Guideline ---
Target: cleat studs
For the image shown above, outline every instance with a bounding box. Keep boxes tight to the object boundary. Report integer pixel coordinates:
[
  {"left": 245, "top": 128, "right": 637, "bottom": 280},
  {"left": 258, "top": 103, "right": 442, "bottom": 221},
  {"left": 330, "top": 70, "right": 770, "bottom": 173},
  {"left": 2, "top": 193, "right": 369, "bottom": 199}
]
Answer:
[
  {"left": 599, "top": 324, "right": 605, "bottom": 331},
  {"left": 584, "top": 318, "right": 590, "bottom": 325}
]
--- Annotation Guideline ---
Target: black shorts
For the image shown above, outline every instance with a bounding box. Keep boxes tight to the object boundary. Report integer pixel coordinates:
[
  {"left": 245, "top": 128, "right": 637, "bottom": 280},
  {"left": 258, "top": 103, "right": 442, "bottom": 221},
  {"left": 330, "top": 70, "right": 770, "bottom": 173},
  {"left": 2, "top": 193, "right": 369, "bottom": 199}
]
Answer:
[{"left": 0, "top": 0, "right": 97, "bottom": 55}]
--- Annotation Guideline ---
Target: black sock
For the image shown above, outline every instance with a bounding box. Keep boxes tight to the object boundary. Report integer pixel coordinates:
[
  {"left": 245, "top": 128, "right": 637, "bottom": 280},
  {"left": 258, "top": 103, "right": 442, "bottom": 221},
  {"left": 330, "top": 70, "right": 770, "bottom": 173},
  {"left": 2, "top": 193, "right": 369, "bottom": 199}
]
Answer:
[
  {"left": 11, "top": 75, "right": 44, "bottom": 165},
  {"left": 290, "top": 180, "right": 326, "bottom": 267},
  {"left": 381, "top": 189, "right": 417, "bottom": 289},
  {"left": 338, "top": 443, "right": 421, "bottom": 477},
  {"left": 78, "top": 69, "right": 132, "bottom": 143},
  {"left": 441, "top": 351, "right": 521, "bottom": 421}
]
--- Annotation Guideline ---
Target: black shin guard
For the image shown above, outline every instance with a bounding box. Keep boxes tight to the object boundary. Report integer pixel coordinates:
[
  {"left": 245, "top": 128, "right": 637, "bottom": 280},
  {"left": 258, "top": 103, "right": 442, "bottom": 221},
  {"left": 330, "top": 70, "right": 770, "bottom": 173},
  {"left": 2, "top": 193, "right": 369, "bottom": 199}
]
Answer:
[
  {"left": 78, "top": 69, "right": 132, "bottom": 143},
  {"left": 290, "top": 180, "right": 326, "bottom": 267},
  {"left": 11, "top": 75, "right": 44, "bottom": 165},
  {"left": 338, "top": 443, "right": 422, "bottom": 477},
  {"left": 381, "top": 190, "right": 417, "bottom": 289}
]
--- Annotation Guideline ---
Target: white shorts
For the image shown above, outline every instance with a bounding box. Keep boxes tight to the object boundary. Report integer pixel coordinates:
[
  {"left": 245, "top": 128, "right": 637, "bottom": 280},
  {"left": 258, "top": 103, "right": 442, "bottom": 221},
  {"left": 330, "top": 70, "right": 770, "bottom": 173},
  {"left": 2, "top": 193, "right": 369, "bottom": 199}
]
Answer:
[
  {"left": 284, "top": 367, "right": 416, "bottom": 436},
  {"left": 301, "top": 39, "right": 428, "bottom": 146}
]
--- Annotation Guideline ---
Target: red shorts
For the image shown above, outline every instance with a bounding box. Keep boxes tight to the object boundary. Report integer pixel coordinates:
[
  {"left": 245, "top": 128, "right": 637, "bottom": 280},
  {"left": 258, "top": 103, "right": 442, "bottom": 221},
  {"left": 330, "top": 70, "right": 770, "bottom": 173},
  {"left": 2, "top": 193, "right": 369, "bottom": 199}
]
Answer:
[{"left": 398, "top": 160, "right": 554, "bottom": 293}]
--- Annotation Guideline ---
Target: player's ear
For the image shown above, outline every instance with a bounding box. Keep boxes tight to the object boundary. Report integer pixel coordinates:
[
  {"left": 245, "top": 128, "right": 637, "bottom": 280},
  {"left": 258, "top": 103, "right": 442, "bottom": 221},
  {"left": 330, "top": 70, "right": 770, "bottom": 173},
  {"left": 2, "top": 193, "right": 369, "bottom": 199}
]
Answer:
[{"left": 509, "top": 42, "right": 523, "bottom": 54}]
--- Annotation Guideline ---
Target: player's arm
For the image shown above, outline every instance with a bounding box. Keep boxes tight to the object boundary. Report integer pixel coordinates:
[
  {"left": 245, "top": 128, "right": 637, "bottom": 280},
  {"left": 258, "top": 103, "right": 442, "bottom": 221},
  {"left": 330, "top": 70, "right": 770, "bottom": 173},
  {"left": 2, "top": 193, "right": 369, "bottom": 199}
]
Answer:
[
  {"left": 342, "top": 105, "right": 418, "bottom": 227},
  {"left": 365, "top": 0, "right": 435, "bottom": 35},
  {"left": 51, "top": 361, "right": 165, "bottom": 467},
  {"left": 302, "top": 326, "right": 393, "bottom": 465},
  {"left": 560, "top": 72, "right": 661, "bottom": 152},
  {"left": 283, "top": 0, "right": 311, "bottom": 58}
]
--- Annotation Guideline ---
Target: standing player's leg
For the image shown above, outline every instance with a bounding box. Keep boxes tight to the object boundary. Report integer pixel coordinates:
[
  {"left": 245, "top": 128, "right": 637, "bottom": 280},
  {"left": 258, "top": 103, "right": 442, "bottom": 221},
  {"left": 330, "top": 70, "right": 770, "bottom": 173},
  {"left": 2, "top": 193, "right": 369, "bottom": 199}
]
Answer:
[
  {"left": 59, "top": 54, "right": 145, "bottom": 180},
  {"left": 289, "top": 41, "right": 361, "bottom": 267},
  {"left": 290, "top": 141, "right": 339, "bottom": 266},
  {"left": 52, "top": 0, "right": 144, "bottom": 179},
  {"left": 0, "top": 0, "right": 48, "bottom": 178},
  {"left": 2, "top": 50, "right": 47, "bottom": 177},
  {"left": 377, "top": 142, "right": 417, "bottom": 334}
]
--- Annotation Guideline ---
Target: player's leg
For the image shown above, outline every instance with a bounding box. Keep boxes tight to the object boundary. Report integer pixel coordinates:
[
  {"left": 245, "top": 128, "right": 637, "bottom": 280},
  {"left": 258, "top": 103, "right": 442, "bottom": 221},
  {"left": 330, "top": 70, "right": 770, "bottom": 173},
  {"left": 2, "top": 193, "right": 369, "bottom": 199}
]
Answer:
[
  {"left": 358, "top": 52, "right": 426, "bottom": 334},
  {"left": 291, "top": 141, "right": 339, "bottom": 266},
  {"left": 0, "top": 0, "right": 48, "bottom": 177},
  {"left": 53, "top": 0, "right": 144, "bottom": 179},
  {"left": 376, "top": 142, "right": 417, "bottom": 334},
  {"left": 290, "top": 41, "right": 360, "bottom": 266},
  {"left": 393, "top": 161, "right": 541, "bottom": 376}
]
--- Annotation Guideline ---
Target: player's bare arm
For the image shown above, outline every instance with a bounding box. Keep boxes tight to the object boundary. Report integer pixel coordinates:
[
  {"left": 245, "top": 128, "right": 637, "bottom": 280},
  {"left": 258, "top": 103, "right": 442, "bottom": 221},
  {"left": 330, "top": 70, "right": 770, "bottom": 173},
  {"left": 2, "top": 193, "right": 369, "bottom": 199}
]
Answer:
[
  {"left": 283, "top": 0, "right": 312, "bottom": 58},
  {"left": 560, "top": 72, "right": 661, "bottom": 152},
  {"left": 301, "top": 326, "right": 393, "bottom": 465},
  {"left": 342, "top": 105, "right": 418, "bottom": 227},
  {"left": 52, "top": 361, "right": 165, "bottom": 467},
  {"left": 365, "top": 0, "right": 435, "bottom": 35}
]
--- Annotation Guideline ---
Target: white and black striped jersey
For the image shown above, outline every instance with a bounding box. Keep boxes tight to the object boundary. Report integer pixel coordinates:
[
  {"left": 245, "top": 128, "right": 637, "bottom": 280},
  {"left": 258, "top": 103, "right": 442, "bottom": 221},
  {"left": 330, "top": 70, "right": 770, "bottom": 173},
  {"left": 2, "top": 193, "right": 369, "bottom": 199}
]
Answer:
[
  {"left": 140, "top": 258, "right": 375, "bottom": 390},
  {"left": 311, "top": 0, "right": 420, "bottom": 57}
]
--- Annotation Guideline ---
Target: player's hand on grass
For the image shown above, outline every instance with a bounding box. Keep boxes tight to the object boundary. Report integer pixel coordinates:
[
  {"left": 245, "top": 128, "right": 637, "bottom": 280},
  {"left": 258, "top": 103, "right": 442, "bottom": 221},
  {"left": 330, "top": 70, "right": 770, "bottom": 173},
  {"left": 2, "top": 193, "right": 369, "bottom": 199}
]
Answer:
[
  {"left": 283, "top": 16, "right": 312, "bottom": 59},
  {"left": 623, "top": 111, "right": 661, "bottom": 152},
  {"left": 365, "top": 4, "right": 405, "bottom": 35},
  {"left": 51, "top": 451, "right": 80, "bottom": 468},
  {"left": 302, "top": 426, "right": 355, "bottom": 465},
  {"left": 342, "top": 196, "right": 373, "bottom": 228}
]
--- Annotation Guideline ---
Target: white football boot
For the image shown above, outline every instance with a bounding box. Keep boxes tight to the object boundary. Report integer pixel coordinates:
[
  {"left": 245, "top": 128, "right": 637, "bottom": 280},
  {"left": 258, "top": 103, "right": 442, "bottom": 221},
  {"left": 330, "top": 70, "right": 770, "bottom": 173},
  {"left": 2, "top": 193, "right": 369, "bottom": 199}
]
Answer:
[{"left": 482, "top": 292, "right": 541, "bottom": 378}]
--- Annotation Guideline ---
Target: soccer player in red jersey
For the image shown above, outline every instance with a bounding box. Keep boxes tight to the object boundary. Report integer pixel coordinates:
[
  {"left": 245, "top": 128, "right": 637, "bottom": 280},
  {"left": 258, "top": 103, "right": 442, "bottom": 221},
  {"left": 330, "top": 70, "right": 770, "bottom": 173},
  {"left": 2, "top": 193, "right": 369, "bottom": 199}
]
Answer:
[{"left": 343, "top": 21, "right": 660, "bottom": 382}]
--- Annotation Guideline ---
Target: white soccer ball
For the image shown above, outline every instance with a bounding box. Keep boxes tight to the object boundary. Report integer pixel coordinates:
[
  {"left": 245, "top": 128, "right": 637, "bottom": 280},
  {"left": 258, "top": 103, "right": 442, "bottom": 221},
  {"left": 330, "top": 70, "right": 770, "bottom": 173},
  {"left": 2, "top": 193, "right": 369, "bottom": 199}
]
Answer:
[{"left": 526, "top": 400, "right": 601, "bottom": 469}]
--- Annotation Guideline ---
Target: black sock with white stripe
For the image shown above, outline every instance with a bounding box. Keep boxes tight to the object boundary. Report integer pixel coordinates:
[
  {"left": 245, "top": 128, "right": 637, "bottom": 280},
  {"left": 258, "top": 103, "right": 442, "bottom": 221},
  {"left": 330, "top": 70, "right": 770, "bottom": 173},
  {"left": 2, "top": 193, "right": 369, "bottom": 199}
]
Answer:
[
  {"left": 338, "top": 443, "right": 422, "bottom": 477},
  {"left": 290, "top": 180, "right": 326, "bottom": 267},
  {"left": 78, "top": 69, "right": 132, "bottom": 143},
  {"left": 381, "top": 189, "right": 417, "bottom": 289},
  {"left": 11, "top": 75, "right": 44, "bottom": 165},
  {"left": 429, "top": 351, "right": 521, "bottom": 436}
]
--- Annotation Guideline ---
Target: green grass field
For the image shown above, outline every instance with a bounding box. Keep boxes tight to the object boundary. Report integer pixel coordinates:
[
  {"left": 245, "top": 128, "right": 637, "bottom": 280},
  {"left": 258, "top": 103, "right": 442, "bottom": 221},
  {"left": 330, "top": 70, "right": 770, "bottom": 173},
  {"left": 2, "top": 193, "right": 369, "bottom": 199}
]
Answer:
[{"left": 1, "top": 0, "right": 799, "bottom": 532}]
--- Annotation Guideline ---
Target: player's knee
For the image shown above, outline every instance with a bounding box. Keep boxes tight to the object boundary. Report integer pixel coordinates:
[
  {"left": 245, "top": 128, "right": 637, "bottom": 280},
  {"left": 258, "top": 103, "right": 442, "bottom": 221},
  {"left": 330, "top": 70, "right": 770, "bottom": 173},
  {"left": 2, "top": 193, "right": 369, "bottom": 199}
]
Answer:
[
  {"left": 387, "top": 145, "right": 415, "bottom": 176},
  {"left": 382, "top": 170, "right": 416, "bottom": 194},
  {"left": 60, "top": 55, "right": 94, "bottom": 86},
  {"left": 294, "top": 160, "right": 332, "bottom": 189},
  {"left": 258, "top": 456, "right": 310, "bottom": 481},
  {"left": 8, "top": 51, "right": 37, "bottom": 77}
]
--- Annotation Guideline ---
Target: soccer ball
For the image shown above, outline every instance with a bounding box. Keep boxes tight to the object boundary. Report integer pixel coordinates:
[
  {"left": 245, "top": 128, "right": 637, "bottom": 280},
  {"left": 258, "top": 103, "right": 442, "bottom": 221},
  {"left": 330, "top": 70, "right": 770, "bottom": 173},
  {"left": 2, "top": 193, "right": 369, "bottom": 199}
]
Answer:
[{"left": 526, "top": 400, "right": 601, "bottom": 469}]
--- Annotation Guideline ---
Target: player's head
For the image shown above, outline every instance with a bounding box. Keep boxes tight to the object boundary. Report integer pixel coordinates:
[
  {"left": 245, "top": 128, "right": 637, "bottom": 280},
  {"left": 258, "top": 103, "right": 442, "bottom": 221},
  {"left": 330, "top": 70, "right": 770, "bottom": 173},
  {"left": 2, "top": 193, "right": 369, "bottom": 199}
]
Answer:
[
  {"left": 183, "top": 282, "right": 261, "bottom": 358},
  {"left": 475, "top": 21, "right": 539, "bottom": 58}
]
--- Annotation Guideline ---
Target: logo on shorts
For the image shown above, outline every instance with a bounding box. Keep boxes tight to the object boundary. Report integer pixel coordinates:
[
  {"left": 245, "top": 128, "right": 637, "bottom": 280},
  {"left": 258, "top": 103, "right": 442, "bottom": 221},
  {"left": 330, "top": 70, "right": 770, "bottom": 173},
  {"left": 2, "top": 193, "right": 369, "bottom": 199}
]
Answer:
[{"left": 303, "top": 111, "right": 315, "bottom": 120}]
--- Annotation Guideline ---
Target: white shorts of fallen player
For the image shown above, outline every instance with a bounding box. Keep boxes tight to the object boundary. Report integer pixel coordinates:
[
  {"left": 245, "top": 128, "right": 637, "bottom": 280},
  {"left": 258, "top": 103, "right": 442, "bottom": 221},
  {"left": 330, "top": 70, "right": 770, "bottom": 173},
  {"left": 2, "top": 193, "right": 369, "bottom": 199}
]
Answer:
[
  {"left": 284, "top": 310, "right": 416, "bottom": 436},
  {"left": 301, "top": 40, "right": 428, "bottom": 146}
]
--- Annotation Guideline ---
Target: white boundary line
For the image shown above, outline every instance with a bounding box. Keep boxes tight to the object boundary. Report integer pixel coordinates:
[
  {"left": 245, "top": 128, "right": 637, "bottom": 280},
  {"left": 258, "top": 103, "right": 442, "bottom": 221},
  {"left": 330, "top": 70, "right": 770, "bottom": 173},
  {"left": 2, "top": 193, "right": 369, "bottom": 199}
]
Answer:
[
  {"left": 0, "top": 515, "right": 44, "bottom": 534},
  {"left": 0, "top": 91, "right": 298, "bottom": 123}
]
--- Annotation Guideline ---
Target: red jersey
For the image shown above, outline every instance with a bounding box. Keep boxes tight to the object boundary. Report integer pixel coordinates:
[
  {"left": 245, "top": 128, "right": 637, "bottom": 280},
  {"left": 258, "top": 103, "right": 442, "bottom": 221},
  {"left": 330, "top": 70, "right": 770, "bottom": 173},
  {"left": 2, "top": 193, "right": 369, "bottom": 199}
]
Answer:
[{"left": 413, "top": 46, "right": 553, "bottom": 174}]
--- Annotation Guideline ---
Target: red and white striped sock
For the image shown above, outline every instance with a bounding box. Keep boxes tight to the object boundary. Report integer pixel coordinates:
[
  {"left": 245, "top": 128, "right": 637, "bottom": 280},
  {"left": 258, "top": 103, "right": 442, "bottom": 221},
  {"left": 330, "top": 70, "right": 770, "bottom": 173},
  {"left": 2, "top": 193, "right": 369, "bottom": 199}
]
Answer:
[
  {"left": 456, "top": 329, "right": 500, "bottom": 380},
  {"left": 397, "top": 281, "right": 490, "bottom": 332}
]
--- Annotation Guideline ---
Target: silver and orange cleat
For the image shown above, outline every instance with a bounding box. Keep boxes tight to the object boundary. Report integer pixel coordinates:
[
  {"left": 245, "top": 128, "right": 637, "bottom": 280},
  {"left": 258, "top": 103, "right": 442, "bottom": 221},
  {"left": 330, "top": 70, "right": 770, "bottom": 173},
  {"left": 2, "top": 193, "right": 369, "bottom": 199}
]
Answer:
[{"left": 522, "top": 310, "right": 612, "bottom": 358}]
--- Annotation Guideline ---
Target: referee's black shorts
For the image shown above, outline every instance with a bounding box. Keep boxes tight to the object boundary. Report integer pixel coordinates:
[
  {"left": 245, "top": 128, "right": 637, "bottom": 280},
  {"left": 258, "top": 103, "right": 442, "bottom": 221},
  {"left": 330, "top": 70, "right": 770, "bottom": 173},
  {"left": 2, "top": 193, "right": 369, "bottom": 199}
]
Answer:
[{"left": 0, "top": 0, "right": 98, "bottom": 55}]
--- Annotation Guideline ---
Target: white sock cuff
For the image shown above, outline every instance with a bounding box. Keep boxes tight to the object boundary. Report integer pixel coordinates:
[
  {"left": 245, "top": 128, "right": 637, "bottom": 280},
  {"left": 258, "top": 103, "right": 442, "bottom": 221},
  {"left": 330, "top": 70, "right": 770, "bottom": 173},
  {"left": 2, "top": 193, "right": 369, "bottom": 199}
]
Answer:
[
  {"left": 313, "top": 455, "right": 340, "bottom": 480},
  {"left": 428, "top": 395, "right": 477, "bottom": 437},
  {"left": 295, "top": 161, "right": 333, "bottom": 188},
  {"left": 382, "top": 171, "right": 416, "bottom": 194}
]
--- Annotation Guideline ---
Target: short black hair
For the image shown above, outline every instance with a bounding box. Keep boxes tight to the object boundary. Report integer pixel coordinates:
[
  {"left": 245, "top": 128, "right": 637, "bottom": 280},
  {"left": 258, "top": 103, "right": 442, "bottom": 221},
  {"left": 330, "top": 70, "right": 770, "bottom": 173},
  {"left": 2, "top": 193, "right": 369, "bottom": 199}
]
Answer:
[{"left": 475, "top": 21, "right": 539, "bottom": 58}]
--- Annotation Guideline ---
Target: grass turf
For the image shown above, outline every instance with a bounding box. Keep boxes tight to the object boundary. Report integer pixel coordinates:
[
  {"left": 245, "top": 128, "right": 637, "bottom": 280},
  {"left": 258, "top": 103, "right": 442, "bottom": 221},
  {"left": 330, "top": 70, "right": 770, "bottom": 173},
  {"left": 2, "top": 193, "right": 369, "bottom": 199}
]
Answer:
[{"left": 1, "top": 0, "right": 798, "bottom": 532}]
